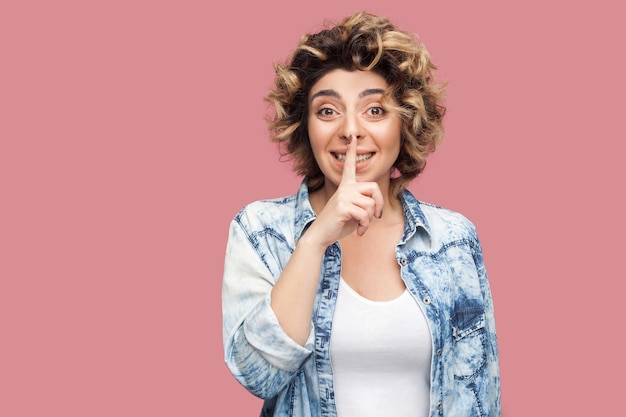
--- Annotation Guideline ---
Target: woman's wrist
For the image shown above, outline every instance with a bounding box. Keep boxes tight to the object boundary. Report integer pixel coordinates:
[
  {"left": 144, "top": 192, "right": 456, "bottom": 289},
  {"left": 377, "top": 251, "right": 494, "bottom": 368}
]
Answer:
[{"left": 298, "top": 224, "right": 332, "bottom": 255}]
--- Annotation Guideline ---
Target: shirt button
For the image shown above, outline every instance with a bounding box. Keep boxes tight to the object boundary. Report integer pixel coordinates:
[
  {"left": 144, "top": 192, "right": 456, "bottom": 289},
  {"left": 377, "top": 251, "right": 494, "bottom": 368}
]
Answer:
[
  {"left": 436, "top": 402, "right": 443, "bottom": 410},
  {"left": 436, "top": 348, "right": 442, "bottom": 355},
  {"left": 399, "top": 258, "right": 407, "bottom": 266},
  {"left": 423, "top": 296, "right": 431, "bottom": 305}
]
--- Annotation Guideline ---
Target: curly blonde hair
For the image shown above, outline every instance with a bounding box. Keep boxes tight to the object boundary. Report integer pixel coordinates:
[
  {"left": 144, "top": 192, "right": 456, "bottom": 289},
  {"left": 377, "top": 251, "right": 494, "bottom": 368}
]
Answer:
[{"left": 266, "top": 12, "right": 447, "bottom": 198}]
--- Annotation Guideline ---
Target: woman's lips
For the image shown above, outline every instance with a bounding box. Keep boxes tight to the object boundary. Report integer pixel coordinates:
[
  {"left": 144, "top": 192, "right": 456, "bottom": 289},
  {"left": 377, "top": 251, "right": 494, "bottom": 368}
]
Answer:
[{"left": 333, "top": 152, "right": 374, "bottom": 162}]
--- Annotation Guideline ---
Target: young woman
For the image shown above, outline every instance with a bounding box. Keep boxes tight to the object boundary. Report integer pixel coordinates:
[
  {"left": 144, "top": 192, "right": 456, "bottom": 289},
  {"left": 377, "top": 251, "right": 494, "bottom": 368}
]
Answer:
[{"left": 222, "top": 12, "right": 501, "bottom": 417}]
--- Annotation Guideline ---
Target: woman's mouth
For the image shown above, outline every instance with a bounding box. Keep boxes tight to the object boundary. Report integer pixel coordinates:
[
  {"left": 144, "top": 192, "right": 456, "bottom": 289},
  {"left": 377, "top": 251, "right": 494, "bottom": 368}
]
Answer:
[{"left": 333, "top": 152, "right": 374, "bottom": 162}]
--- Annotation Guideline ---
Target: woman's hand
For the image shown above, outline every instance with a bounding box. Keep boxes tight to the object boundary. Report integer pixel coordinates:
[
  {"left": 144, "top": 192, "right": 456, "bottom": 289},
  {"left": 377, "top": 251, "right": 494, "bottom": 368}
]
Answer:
[{"left": 309, "top": 137, "right": 384, "bottom": 247}]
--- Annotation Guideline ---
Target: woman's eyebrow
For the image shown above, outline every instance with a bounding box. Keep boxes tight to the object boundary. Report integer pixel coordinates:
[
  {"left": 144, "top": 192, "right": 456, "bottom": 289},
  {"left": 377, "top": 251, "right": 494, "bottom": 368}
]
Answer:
[
  {"left": 310, "top": 88, "right": 385, "bottom": 102},
  {"left": 359, "top": 88, "right": 385, "bottom": 98},
  {"left": 310, "top": 89, "right": 341, "bottom": 101}
]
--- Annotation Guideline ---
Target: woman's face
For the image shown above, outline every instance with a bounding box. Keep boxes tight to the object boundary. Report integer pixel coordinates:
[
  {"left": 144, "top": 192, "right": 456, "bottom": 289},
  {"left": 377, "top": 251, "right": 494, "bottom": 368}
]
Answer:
[{"left": 307, "top": 69, "right": 402, "bottom": 193}]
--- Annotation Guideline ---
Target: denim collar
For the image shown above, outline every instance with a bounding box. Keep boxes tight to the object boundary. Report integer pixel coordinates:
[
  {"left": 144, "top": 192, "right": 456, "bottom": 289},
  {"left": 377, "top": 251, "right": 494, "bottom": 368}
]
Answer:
[
  {"left": 293, "top": 181, "right": 318, "bottom": 242},
  {"left": 399, "top": 187, "right": 431, "bottom": 244},
  {"left": 293, "top": 180, "right": 431, "bottom": 244}
]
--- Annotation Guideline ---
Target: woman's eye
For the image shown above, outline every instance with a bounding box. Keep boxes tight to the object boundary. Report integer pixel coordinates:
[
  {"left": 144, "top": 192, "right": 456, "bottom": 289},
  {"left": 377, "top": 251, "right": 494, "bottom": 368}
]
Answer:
[
  {"left": 317, "top": 107, "right": 336, "bottom": 117},
  {"left": 366, "top": 106, "right": 386, "bottom": 117}
]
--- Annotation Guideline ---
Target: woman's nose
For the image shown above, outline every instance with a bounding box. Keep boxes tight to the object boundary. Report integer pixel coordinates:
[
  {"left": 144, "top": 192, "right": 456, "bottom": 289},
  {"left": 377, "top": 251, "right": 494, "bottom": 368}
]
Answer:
[{"left": 340, "top": 113, "right": 363, "bottom": 141}]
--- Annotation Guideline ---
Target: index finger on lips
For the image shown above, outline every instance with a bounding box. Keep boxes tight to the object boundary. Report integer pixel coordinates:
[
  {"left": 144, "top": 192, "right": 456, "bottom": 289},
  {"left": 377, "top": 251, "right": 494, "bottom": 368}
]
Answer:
[{"left": 341, "top": 136, "right": 357, "bottom": 184}]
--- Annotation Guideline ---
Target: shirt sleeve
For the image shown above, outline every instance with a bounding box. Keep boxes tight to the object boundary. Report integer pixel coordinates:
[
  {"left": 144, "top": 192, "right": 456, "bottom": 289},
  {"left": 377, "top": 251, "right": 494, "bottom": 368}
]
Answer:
[
  {"left": 473, "top": 231, "right": 502, "bottom": 416},
  {"left": 222, "top": 214, "right": 313, "bottom": 399}
]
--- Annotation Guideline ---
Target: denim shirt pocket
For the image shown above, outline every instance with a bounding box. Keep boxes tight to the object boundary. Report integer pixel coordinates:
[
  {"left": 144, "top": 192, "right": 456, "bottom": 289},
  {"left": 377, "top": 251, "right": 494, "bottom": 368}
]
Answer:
[{"left": 450, "top": 308, "right": 487, "bottom": 380}]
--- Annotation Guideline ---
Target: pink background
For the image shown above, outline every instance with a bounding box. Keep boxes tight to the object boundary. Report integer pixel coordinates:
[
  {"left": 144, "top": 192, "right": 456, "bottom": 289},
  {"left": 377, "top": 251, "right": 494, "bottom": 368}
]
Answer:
[{"left": 1, "top": 0, "right": 624, "bottom": 415}]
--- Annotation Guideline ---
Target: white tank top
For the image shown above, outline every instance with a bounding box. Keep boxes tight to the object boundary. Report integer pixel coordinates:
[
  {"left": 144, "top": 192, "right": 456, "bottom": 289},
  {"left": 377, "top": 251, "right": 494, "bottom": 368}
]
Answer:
[{"left": 330, "top": 278, "right": 432, "bottom": 417}]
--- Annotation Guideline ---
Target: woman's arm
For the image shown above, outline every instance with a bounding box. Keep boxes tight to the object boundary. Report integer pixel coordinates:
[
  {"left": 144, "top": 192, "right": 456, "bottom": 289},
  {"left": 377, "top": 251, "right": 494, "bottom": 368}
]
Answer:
[{"left": 222, "top": 217, "right": 313, "bottom": 399}]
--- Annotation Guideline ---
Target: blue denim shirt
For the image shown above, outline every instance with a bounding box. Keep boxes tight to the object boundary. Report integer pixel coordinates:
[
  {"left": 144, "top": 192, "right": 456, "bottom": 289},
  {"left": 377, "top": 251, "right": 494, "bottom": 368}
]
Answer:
[{"left": 222, "top": 181, "right": 501, "bottom": 416}]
